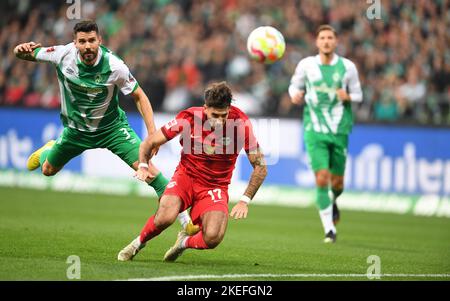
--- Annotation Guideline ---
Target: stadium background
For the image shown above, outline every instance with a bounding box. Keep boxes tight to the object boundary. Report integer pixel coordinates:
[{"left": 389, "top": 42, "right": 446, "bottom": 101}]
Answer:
[
  {"left": 1, "top": 0, "right": 448, "bottom": 216},
  {"left": 0, "top": 0, "right": 449, "bottom": 281}
]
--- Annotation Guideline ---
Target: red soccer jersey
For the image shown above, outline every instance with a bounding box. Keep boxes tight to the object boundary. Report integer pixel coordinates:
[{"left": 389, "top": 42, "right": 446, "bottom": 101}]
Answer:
[{"left": 161, "top": 106, "right": 258, "bottom": 187}]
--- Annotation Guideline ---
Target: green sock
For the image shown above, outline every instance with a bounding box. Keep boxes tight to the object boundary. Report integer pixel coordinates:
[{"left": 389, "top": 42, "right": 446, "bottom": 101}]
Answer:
[
  {"left": 331, "top": 188, "right": 343, "bottom": 202},
  {"left": 149, "top": 172, "right": 169, "bottom": 198},
  {"left": 39, "top": 149, "right": 51, "bottom": 167},
  {"left": 316, "top": 187, "right": 331, "bottom": 210}
]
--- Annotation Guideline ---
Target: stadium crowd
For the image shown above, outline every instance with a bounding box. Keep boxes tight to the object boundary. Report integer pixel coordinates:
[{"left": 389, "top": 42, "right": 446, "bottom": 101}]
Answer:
[{"left": 0, "top": 0, "right": 448, "bottom": 125}]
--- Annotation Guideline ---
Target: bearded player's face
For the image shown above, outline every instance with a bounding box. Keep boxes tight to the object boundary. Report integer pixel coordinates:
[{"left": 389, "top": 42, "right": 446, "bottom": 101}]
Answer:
[
  {"left": 74, "top": 31, "right": 101, "bottom": 64},
  {"left": 316, "top": 30, "right": 337, "bottom": 55},
  {"left": 204, "top": 106, "right": 230, "bottom": 128}
]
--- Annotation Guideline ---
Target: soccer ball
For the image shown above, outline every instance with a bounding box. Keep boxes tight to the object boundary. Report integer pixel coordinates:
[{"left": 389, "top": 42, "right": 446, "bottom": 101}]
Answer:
[{"left": 247, "top": 26, "right": 286, "bottom": 64}]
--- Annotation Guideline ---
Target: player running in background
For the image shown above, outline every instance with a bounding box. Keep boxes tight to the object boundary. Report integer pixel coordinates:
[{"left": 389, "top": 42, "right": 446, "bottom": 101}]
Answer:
[
  {"left": 288, "top": 25, "right": 362, "bottom": 243},
  {"left": 13, "top": 20, "right": 197, "bottom": 235},
  {"left": 118, "top": 81, "right": 267, "bottom": 262}
]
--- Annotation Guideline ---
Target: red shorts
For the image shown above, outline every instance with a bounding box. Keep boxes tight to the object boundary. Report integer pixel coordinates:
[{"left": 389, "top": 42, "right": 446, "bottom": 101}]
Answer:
[{"left": 163, "top": 168, "right": 229, "bottom": 226}]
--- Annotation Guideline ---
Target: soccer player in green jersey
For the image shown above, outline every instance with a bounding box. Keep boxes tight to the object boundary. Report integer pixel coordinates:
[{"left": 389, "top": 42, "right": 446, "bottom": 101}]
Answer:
[
  {"left": 288, "top": 25, "right": 362, "bottom": 243},
  {"left": 13, "top": 20, "right": 198, "bottom": 235}
]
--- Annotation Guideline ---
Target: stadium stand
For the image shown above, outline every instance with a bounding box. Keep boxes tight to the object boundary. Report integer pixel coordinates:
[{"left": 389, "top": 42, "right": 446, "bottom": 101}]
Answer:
[{"left": 0, "top": 0, "right": 448, "bottom": 125}]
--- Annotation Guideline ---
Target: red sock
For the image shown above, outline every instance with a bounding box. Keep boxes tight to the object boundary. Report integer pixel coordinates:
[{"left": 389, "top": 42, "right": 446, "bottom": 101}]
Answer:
[
  {"left": 139, "top": 215, "right": 162, "bottom": 244},
  {"left": 185, "top": 231, "right": 209, "bottom": 249}
]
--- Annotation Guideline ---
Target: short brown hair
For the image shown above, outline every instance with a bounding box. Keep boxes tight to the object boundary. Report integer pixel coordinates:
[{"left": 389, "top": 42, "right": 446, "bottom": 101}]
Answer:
[
  {"left": 316, "top": 24, "right": 337, "bottom": 37},
  {"left": 204, "top": 81, "right": 232, "bottom": 109},
  {"left": 73, "top": 20, "right": 99, "bottom": 35}
]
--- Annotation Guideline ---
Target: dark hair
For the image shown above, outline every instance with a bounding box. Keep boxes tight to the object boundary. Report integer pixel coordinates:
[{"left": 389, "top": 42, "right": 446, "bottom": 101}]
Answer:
[
  {"left": 73, "top": 20, "right": 99, "bottom": 35},
  {"left": 316, "top": 24, "right": 337, "bottom": 37},
  {"left": 204, "top": 81, "right": 232, "bottom": 108}
]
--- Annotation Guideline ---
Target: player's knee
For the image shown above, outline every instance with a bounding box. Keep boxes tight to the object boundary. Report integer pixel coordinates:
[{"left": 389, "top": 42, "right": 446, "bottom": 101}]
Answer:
[
  {"left": 41, "top": 165, "right": 57, "bottom": 177},
  {"left": 333, "top": 183, "right": 344, "bottom": 192},
  {"left": 331, "top": 177, "right": 344, "bottom": 191},
  {"left": 203, "top": 230, "right": 224, "bottom": 249},
  {"left": 154, "top": 216, "right": 175, "bottom": 230},
  {"left": 315, "top": 170, "right": 330, "bottom": 186},
  {"left": 154, "top": 211, "right": 177, "bottom": 230}
]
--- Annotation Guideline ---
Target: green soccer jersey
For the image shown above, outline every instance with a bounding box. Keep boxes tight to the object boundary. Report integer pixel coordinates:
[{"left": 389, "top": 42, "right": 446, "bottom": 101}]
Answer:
[
  {"left": 289, "top": 54, "right": 362, "bottom": 135},
  {"left": 34, "top": 43, "right": 139, "bottom": 132}
]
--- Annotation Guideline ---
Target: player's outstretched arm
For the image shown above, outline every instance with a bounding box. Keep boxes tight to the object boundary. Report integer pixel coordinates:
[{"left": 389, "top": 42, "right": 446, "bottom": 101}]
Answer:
[
  {"left": 131, "top": 87, "right": 157, "bottom": 135},
  {"left": 13, "top": 42, "right": 42, "bottom": 61},
  {"left": 135, "top": 130, "right": 168, "bottom": 181},
  {"left": 230, "top": 147, "right": 267, "bottom": 219}
]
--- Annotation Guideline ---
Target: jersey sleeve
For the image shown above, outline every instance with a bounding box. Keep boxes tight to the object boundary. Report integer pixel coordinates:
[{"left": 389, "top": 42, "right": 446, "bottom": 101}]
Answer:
[
  {"left": 113, "top": 60, "right": 139, "bottom": 95},
  {"left": 344, "top": 59, "right": 363, "bottom": 103},
  {"left": 161, "top": 111, "right": 192, "bottom": 141},
  {"left": 288, "top": 59, "right": 306, "bottom": 98},
  {"left": 34, "top": 45, "right": 68, "bottom": 65}
]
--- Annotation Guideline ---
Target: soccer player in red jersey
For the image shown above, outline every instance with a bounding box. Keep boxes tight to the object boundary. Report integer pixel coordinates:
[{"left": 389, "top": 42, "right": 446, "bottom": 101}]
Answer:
[{"left": 118, "top": 81, "right": 267, "bottom": 262}]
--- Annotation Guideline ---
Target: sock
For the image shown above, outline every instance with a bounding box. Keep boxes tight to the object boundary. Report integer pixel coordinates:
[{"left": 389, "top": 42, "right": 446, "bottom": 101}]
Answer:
[
  {"left": 316, "top": 186, "right": 331, "bottom": 210},
  {"left": 185, "top": 231, "right": 209, "bottom": 249},
  {"left": 39, "top": 149, "right": 51, "bottom": 167},
  {"left": 148, "top": 172, "right": 169, "bottom": 198},
  {"left": 139, "top": 215, "right": 162, "bottom": 244},
  {"left": 319, "top": 204, "right": 336, "bottom": 234},
  {"left": 132, "top": 235, "right": 143, "bottom": 248},
  {"left": 331, "top": 188, "right": 343, "bottom": 202},
  {"left": 177, "top": 211, "right": 191, "bottom": 229}
]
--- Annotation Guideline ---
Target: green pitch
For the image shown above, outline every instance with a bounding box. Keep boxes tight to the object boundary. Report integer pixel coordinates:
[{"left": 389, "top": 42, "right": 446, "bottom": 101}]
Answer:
[{"left": 0, "top": 186, "right": 449, "bottom": 280}]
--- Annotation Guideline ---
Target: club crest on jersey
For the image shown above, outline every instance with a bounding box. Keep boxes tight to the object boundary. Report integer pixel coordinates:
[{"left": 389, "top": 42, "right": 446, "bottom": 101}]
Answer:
[
  {"left": 332, "top": 72, "right": 341, "bottom": 83},
  {"left": 46, "top": 47, "right": 55, "bottom": 52},
  {"left": 222, "top": 137, "right": 231, "bottom": 146},
  {"left": 95, "top": 73, "right": 103, "bottom": 83}
]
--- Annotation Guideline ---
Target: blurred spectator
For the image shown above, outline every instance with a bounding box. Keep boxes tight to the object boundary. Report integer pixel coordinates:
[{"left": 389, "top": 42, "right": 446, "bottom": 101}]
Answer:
[
  {"left": 396, "top": 67, "right": 426, "bottom": 118},
  {"left": 374, "top": 82, "right": 400, "bottom": 122},
  {"left": 0, "top": 0, "right": 448, "bottom": 126}
]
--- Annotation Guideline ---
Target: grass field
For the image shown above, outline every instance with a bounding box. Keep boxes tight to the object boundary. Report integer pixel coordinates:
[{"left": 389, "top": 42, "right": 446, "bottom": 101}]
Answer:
[{"left": 0, "top": 186, "right": 449, "bottom": 281}]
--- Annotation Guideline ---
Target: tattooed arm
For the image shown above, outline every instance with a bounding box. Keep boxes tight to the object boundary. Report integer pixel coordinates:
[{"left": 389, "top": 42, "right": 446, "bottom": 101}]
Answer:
[
  {"left": 13, "top": 42, "right": 42, "bottom": 61},
  {"left": 230, "top": 147, "right": 267, "bottom": 219}
]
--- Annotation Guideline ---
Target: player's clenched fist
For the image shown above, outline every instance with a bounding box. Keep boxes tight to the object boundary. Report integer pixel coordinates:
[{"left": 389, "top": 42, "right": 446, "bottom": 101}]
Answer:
[
  {"left": 230, "top": 201, "right": 249, "bottom": 220},
  {"left": 291, "top": 90, "right": 305, "bottom": 105},
  {"left": 14, "top": 42, "right": 41, "bottom": 54},
  {"left": 336, "top": 88, "right": 350, "bottom": 102}
]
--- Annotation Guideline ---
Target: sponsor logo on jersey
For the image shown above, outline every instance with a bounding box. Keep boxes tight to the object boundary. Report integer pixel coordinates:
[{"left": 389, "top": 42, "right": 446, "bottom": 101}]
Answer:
[
  {"left": 314, "top": 82, "right": 338, "bottom": 94},
  {"left": 65, "top": 67, "right": 75, "bottom": 75}
]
